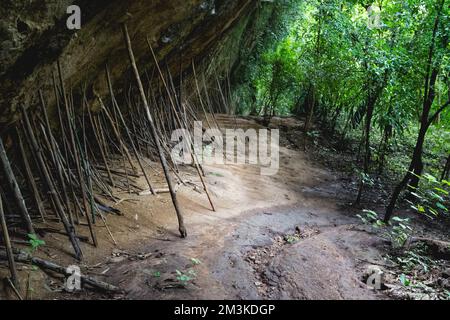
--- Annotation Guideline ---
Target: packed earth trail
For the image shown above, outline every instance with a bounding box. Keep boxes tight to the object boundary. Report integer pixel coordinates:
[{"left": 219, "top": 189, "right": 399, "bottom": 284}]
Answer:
[
  {"left": 1, "top": 0, "right": 450, "bottom": 305},
  {"left": 65, "top": 115, "right": 388, "bottom": 300}
]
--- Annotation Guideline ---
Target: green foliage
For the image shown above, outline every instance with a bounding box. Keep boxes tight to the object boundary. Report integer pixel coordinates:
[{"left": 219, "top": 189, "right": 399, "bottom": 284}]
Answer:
[
  {"left": 233, "top": 0, "right": 450, "bottom": 224},
  {"left": 399, "top": 273, "right": 411, "bottom": 287},
  {"left": 175, "top": 269, "right": 197, "bottom": 285},
  {"left": 390, "top": 216, "right": 413, "bottom": 248},
  {"left": 396, "top": 244, "right": 436, "bottom": 273},
  {"left": 190, "top": 258, "right": 202, "bottom": 265},
  {"left": 357, "top": 209, "right": 385, "bottom": 227},
  {"left": 27, "top": 234, "right": 45, "bottom": 253},
  {"left": 357, "top": 210, "right": 412, "bottom": 247},
  {"left": 408, "top": 173, "right": 450, "bottom": 219},
  {"left": 285, "top": 234, "right": 301, "bottom": 244},
  {"left": 153, "top": 271, "right": 161, "bottom": 278}
]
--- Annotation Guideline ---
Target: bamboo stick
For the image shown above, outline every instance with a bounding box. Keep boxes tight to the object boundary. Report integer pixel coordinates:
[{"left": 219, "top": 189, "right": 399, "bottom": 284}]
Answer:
[
  {"left": 100, "top": 99, "right": 137, "bottom": 173},
  {"left": 98, "top": 211, "right": 117, "bottom": 246},
  {"left": 192, "top": 60, "right": 214, "bottom": 130},
  {"left": 122, "top": 23, "right": 186, "bottom": 238},
  {"left": 81, "top": 96, "right": 96, "bottom": 225},
  {"left": 47, "top": 127, "right": 79, "bottom": 223},
  {"left": 105, "top": 65, "right": 155, "bottom": 195},
  {"left": 94, "top": 114, "right": 111, "bottom": 161},
  {"left": 148, "top": 41, "right": 215, "bottom": 211},
  {"left": 87, "top": 105, "right": 115, "bottom": 188},
  {"left": 0, "top": 136, "right": 35, "bottom": 234},
  {"left": 75, "top": 113, "right": 99, "bottom": 243},
  {"left": 57, "top": 60, "right": 97, "bottom": 247},
  {"left": 0, "top": 193, "right": 19, "bottom": 288},
  {"left": 38, "top": 90, "right": 73, "bottom": 224},
  {"left": 53, "top": 72, "right": 78, "bottom": 223},
  {"left": 38, "top": 118, "right": 77, "bottom": 225},
  {"left": 21, "top": 105, "right": 83, "bottom": 260},
  {"left": 16, "top": 128, "right": 46, "bottom": 222},
  {"left": 202, "top": 73, "right": 222, "bottom": 131}
]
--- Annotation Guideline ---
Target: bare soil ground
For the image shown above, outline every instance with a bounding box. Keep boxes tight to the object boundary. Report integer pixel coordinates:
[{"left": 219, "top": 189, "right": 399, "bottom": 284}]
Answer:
[{"left": 1, "top": 115, "right": 432, "bottom": 300}]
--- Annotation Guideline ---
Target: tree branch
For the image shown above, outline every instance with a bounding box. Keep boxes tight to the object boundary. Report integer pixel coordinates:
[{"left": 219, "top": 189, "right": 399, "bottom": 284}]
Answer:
[{"left": 427, "top": 100, "right": 450, "bottom": 126}]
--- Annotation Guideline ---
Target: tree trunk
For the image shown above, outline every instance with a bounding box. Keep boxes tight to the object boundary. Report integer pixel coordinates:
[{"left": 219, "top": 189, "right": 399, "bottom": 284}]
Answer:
[
  {"left": 385, "top": 0, "right": 445, "bottom": 222},
  {"left": 377, "top": 125, "right": 392, "bottom": 175},
  {"left": 441, "top": 154, "right": 450, "bottom": 181},
  {"left": 385, "top": 101, "right": 433, "bottom": 221},
  {"left": 355, "top": 92, "right": 378, "bottom": 204},
  {"left": 303, "top": 85, "right": 316, "bottom": 150}
]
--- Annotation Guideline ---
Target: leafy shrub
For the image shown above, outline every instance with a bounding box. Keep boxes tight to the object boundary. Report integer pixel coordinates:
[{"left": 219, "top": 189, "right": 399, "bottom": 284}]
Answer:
[
  {"left": 408, "top": 173, "right": 450, "bottom": 219},
  {"left": 357, "top": 210, "right": 412, "bottom": 248}
]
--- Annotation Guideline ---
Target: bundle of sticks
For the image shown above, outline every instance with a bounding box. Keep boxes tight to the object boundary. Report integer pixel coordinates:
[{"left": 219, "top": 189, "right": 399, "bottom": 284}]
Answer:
[{"left": 0, "top": 22, "right": 236, "bottom": 294}]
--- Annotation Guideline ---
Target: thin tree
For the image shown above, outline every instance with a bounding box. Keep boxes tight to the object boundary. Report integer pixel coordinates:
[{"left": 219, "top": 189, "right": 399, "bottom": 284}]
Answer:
[{"left": 385, "top": 0, "right": 450, "bottom": 222}]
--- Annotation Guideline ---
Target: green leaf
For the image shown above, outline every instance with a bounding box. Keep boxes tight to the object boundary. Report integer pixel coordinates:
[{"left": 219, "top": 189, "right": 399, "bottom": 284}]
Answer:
[
  {"left": 434, "top": 187, "right": 449, "bottom": 195},
  {"left": 399, "top": 274, "right": 411, "bottom": 287},
  {"left": 191, "top": 258, "right": 202, "bottom": 265},
  {"left": 27, "top": 234, "right": 38, "bottom": 241}
]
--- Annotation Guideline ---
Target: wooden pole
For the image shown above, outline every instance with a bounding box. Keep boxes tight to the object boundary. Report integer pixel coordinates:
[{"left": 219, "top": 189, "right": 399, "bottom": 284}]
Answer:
[
  {"left": 16, "top": 128, "right": 46, "bottom": 222},
  {"left": 0, "top": 193, "right": 19, "bottom": 288},
  {"left": 53, "top": 71, "right": 78, "bottom": 223},
  {"left": 192, "top": 60, "right": 214, "bottom": 130},
  {"left": 87, "top": 104, "right": 115, "bottom": 188},
  {"left": 57, "top": 60, "right": 97, "bottom": 247},
  {"left": 0, "top": 136, "right": 35, "bottom": 234},
  {"left": 21, "top": 105, "right": 83, "bottom": 260},
  {"left": 105, "top": 65, "right": 155, "bottom": 195},
  {"left": 148, "top": 41, "right": 215, "bottom": 211},
  {"left": 100, "top": 99, "right": 136, "bottom": 173},
  {"left": 122, "top": 23, "right": 186, "bottom": 237},
  {"left": 38, "top": 90, "right": 73, "bottom": 224}
]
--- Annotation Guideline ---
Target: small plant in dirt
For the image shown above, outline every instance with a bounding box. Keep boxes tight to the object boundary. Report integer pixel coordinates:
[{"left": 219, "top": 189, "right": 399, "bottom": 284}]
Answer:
[
  {"left": 399, "top": 274, "right": 411, "bottom": 287},
  {"left": 209, "top": 172, "right": 224, "bottom": 178},
  {"left": 389, "top": 217, "right": 413, "bottom": 248},
  {"left": 359, "top": 173, "right": 376, "bottom": 188},
  {"left": 384, "top": 242, "right": 450, "bottom": 300},
  {"left": 407, "top": 173, "right": 450, "bottom": 220},
  {"left": 396, "top": 243, "right": 436, "bottom": 273},
  {"left": 357, "top": 210, "right": 385, "bottom": 227},
  {"left": 175, "top": 269, "right": 197, "bottom": 286},
  {"left": 190, "top": 258, "right": 202, "bottom": 266},
  {"left": 357, "top": 210, "right": 412, "bottom": 248},
  {"left": 27, "top": 233, "right": 45, "bottom": 254},
  {"left": 284, "top": 234, "right": 301, "bottom": 244}
]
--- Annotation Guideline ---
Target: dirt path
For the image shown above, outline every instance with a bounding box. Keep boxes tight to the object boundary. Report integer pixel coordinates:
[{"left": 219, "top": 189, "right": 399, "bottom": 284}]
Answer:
[{"left": 93, "top": 116, "right": 388, "bottom": 300}]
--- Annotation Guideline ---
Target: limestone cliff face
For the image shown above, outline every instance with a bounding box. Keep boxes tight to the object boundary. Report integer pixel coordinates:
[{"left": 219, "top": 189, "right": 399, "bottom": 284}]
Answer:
[{"left": 0, "top": 0, "right": 270, "bottom": 125}]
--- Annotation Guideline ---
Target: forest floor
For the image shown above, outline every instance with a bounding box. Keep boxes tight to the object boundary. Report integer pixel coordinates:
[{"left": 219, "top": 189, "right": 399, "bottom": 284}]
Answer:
[{"left": 1, "top": 115, "right": 449, "bottom": 300}]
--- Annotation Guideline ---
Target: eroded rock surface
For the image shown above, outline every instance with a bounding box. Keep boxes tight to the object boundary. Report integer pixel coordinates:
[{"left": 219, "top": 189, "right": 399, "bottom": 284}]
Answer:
[{"left": 0, "top": 0, "right": 270, "bottom": 124}]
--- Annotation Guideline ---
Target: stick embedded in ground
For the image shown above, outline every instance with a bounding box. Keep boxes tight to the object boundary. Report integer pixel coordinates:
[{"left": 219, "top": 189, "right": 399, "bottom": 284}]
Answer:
[
  {"left": 122, "top": 23, "right": 187, "bottom": 238},
  {"left": 21, "top": 105, "right": 83, "bottom": 260},
  {"left": 0, "top": 136, "right": 35, "bottom": 234},
  {"left": 0, "top": 194, "right": 20, "bottom": 288}
]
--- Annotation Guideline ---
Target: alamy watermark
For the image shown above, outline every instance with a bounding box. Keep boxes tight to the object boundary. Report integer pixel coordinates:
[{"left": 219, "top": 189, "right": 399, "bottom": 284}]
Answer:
[
  {"left": 65, "top": 265, "right": 81, "bottom": 292},
  {"left": 367, "top": 5, "right": 382, "bottom": 29},
  {"left": 366, "top": 266, "right": 383, "bottom": 290},
  {"left": 66, "top": 5, "right": 81, "bottom": 30},
  {"left": 171, "top": 122, "right": 280, "bottom": 176}
]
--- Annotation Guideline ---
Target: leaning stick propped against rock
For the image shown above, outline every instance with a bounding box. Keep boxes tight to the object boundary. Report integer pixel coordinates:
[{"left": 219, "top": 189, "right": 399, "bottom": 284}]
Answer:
[{"left": 122, "top": 23, "right": 187, "bottom": 238}]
